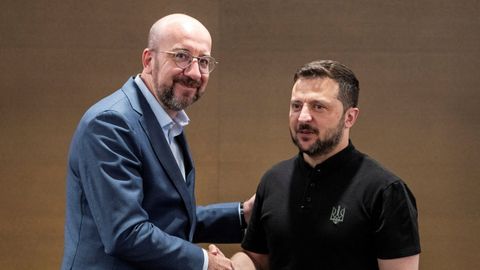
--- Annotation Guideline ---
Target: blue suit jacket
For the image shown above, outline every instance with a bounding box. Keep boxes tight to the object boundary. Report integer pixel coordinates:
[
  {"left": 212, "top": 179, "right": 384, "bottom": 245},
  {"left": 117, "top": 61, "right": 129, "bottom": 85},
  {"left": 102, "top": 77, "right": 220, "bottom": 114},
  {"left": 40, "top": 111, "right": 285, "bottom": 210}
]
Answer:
[{"left": 61, "top": 78, "right": 243, "bottom": 270}]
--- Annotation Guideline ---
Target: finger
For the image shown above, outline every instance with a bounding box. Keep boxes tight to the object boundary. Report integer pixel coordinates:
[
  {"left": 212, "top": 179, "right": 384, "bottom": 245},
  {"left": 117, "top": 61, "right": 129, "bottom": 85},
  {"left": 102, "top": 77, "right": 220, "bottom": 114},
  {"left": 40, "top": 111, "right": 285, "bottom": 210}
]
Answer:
[
  {"left": 208, "top": 244, "right": 220, "bottom": 255},
  {"left": 210, "top": 244, "right": 226, "bottom": 257}
]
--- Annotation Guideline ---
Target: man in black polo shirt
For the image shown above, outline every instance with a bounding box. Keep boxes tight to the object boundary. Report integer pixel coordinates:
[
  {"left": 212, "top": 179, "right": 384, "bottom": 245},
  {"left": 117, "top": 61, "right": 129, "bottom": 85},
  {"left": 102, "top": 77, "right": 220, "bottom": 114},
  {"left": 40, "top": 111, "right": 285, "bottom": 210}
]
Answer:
[{"left": 232, "top": 60, "right": 421, "bottom": 270}]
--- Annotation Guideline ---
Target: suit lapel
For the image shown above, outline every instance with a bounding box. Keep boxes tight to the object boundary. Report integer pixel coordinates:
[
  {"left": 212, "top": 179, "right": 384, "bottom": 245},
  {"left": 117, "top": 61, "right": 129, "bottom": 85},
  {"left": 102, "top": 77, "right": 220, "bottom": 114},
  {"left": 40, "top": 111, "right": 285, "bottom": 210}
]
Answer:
[
  {"left": 175, "top": 132, "right": 197, "bottom": 241},
  {"left": 175, "top": 132, "right": 194, "bottom": 183},
  {"left": 121, "top": 78, "right": 195, "bottom": 227}
]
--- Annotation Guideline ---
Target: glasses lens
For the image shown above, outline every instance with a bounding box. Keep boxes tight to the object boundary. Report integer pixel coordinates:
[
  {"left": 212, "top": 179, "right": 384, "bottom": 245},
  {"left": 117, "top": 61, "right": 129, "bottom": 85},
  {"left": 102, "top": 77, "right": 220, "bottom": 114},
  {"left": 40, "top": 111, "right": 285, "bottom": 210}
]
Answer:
[
  {"left": 199, "top": 56, "right": 216, "bottom": 73},
  {"left": 174, "top": 52, "right": 191, "bottom": 68},
  {"left": 198, "top": 58, "right": 210, "bottom": 69},
  {"left": 169, "top": 51, "right": 216, "bottom": 73}
]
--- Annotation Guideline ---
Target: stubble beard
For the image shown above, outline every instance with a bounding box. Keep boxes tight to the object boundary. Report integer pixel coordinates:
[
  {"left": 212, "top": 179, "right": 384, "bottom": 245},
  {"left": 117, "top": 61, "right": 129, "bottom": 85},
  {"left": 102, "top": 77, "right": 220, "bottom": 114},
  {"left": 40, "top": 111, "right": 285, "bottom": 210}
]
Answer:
[
  {"left": 158, "top": 86, "right": 199, "bottom": 111},
  {"left": 290, "top": 116, "right": 345, "bottom": 158},
  {"left": 156, "top": 75, "right": 203, "bottom": 111}
]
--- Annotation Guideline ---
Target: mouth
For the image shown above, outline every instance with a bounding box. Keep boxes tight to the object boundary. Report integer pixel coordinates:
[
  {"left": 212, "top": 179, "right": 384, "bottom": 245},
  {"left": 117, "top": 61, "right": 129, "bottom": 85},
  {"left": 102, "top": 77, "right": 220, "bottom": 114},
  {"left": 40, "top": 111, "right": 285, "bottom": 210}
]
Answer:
[
  {"left": 174, "top": 76, "right": 201, "bottom": 89},
  {"left": 175, "top": 83, "right": 197, "bottom": 94},
  {"left": 297, "top": 132, "right": 314, "bottom": 142},
  {"left": 295, "top": 124, "right": 318, "bottom": 143},
  {"left": 298, "top": 129, "right": 314, "bottom": 135},
  {"left": 297, "top": 124, "right": 318, "bottom": 135}
]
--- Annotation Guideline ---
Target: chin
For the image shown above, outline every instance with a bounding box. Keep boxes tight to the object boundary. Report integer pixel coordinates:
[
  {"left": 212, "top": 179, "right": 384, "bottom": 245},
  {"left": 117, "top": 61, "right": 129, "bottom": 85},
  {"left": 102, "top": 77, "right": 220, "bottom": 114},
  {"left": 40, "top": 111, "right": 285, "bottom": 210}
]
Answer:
[{"left": 297, "top": 141, "right": 313, "bottom": 152}]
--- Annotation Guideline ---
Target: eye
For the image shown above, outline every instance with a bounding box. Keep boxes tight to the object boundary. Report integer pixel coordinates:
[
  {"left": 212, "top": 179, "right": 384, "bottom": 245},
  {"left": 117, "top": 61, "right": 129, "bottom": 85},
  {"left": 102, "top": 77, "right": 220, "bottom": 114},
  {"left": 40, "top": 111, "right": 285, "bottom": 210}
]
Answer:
[
  {"left": 198, "top": 57, "right": 210, "bottom": 68},
  {"left": 291, "top": 102, "right": 302, "bottom": 111},
  {"left": 174, "top": 51, "right": 191, "bottom": 62},
  {"left": 312, "top": 103, "right": 326, "bottom": 111}
]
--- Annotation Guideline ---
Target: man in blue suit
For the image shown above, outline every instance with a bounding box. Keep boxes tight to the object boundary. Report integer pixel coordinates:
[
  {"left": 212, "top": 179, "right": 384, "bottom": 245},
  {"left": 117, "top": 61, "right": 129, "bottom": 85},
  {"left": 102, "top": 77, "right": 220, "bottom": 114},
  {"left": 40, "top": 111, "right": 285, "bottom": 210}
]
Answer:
[{"left": 61, "top": 13, "right": 253, "bottom": 270}]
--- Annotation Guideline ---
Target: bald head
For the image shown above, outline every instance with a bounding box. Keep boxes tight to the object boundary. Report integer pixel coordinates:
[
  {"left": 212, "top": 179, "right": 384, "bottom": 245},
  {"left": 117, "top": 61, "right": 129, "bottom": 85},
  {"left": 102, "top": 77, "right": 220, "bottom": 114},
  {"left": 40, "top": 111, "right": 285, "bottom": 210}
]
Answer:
[
  {"left": 140, "top": 14, "right": 213, "bottom": 117},
  {"left": 147, "top": 14, "right": 212, "bottom": 51}
]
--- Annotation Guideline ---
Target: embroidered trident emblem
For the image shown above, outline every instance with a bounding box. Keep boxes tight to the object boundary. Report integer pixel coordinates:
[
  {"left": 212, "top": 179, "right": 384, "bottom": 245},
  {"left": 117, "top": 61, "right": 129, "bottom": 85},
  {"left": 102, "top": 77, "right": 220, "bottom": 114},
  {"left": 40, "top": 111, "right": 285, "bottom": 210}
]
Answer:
[{"left": 330, "top": 205, "right": 345, "bottom": 224}]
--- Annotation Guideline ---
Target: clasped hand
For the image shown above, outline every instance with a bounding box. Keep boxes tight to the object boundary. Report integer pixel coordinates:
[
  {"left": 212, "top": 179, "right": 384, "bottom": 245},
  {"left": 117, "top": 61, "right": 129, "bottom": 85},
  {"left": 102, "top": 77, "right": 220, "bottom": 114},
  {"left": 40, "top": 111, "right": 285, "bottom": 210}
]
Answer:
[{"left": 207, "top": 244, "right": 235, "bottom": 270}]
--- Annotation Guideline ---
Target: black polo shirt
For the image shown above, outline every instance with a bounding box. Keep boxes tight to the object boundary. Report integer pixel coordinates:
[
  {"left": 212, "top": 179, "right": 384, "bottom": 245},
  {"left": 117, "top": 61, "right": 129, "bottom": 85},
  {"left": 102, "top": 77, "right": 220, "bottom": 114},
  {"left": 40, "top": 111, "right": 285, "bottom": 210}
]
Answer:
[{"left": 242, "top": 143, "right": 420, "bottom": 270}]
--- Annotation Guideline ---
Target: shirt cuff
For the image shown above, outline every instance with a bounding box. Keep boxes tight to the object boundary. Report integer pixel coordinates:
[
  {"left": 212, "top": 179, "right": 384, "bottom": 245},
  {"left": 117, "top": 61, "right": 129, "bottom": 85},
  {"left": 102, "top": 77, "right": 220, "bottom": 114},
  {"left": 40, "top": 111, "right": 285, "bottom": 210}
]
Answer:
[
  {"left": 239, "top": 202, "right": 247, "bottom": 229},
  {"left": 238, "top": 203, "right": 242, "bottom": 224},
  {"left": 202, "top": 248, "right": 209, "bottom": 270}
]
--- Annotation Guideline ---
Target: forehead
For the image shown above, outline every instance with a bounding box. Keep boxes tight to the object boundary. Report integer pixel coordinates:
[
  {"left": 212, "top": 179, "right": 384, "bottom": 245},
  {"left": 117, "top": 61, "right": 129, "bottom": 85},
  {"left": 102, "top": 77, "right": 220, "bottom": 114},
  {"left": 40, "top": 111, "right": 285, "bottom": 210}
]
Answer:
[
  {"left": 161, "top": 22, "right": 212, "bottom": 54},
  {"left": 291, "top": 77, "right": 340, "bottom": 100}
]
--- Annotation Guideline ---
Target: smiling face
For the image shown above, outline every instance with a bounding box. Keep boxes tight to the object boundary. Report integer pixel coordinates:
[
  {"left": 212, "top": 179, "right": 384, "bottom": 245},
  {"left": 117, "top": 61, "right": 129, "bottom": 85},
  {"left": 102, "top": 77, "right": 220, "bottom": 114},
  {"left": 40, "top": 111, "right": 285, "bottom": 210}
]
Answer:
[
  {"left": 141, "top": 14, "right": 212, "bottom": 117},
  {"left": 289, "top": 77, "right": 357, "bottom": 164}
]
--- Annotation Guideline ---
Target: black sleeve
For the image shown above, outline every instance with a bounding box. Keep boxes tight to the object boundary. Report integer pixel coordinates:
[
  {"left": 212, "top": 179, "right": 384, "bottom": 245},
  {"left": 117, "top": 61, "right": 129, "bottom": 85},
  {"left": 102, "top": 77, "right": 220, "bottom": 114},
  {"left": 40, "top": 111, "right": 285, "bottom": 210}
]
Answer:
[
  {"left": 373, "top": 181, "right": 421, "bottom": 259},
  {"left": 241, "top": 178, "right": 269, "bottom": 254}
]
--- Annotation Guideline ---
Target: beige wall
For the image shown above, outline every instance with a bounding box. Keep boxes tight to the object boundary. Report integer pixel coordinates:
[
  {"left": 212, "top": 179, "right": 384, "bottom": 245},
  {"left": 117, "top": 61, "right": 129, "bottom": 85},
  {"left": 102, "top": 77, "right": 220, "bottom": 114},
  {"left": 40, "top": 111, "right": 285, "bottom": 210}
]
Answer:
[{"left": 1, "top": 0, "right": 479, "bottom": 269}]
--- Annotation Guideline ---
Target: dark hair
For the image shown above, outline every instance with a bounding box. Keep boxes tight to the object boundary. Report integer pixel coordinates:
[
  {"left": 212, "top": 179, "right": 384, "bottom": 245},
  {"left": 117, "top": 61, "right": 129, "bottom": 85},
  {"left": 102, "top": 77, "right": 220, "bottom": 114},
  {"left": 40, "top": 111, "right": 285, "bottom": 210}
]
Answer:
[{"left": 293, "top": 60, "right": 359, "bottom": 110}]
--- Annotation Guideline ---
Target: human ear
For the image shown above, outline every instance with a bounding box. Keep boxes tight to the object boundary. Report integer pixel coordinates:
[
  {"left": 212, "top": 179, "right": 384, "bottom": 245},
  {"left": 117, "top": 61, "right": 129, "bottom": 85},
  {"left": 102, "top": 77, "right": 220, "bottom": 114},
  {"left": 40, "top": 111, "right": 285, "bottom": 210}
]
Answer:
[
  {"left": 142, "top": 49, "right": 154, "bottom": 74},
  {"left": 344, "top": 107, "right": 359, "bottom": 128}
]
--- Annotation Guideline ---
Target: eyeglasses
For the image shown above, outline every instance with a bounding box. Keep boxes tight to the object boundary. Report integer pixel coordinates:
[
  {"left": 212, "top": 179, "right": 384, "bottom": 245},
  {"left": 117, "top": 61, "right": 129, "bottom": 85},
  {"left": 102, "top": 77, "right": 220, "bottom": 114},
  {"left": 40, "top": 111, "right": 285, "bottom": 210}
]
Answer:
[{"left": 156, "top": 50, "right": 218, "bottom": 74}]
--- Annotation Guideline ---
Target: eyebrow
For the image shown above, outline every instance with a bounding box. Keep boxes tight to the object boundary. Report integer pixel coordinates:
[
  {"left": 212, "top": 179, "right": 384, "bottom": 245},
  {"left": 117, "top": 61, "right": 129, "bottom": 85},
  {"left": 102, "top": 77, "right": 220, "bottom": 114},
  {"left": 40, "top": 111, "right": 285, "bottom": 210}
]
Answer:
[
  {"left": 290, "top": 98, "right": 332, "bottom": 106},
  {"left": 171, "top": 48, "right": 211, "bottom": 57}
]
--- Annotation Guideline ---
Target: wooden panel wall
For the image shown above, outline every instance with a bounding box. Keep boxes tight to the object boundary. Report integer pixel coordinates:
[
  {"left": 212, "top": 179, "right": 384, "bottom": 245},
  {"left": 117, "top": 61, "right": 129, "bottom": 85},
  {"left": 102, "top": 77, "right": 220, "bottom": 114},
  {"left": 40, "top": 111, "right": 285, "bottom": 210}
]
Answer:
[{"left": 0, "top": 1, "right": 478, "bottom": 269}]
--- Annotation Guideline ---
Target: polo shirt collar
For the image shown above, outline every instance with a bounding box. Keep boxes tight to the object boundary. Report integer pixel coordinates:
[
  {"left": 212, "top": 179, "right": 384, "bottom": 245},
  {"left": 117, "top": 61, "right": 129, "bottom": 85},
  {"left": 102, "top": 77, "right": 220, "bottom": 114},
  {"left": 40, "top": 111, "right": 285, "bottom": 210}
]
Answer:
[{"left": 298, "top": 140, "right": 356, "bottom": 173}]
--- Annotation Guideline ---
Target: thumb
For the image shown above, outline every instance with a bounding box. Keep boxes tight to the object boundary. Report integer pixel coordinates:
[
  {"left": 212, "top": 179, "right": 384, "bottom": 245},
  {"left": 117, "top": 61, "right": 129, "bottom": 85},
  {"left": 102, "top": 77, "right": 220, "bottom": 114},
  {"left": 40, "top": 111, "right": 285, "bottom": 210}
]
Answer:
[
  {"left": 208, "top": 244, "right": 219, "bottom": 255},
  {"left": 208, "top": 244, "right": 225, "bottom": 257}
]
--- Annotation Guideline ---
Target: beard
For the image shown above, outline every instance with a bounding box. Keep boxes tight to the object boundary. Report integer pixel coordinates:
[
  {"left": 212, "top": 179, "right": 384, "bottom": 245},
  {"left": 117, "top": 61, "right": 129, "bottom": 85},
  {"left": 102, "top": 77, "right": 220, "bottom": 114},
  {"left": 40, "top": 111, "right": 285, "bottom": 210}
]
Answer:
[
  {"left": 156, "top": 75, "right": 203, "bottom": 111},
  {"left": 290, "top": 117, "right": 344, "bottom": 157}
]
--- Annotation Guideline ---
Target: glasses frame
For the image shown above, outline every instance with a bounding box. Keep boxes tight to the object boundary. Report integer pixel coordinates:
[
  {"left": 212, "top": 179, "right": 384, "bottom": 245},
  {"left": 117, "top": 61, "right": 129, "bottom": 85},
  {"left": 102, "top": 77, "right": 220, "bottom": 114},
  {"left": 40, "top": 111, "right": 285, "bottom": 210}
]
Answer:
[{"left": 153, "top": 49, "right": 218, "bottom": 74}]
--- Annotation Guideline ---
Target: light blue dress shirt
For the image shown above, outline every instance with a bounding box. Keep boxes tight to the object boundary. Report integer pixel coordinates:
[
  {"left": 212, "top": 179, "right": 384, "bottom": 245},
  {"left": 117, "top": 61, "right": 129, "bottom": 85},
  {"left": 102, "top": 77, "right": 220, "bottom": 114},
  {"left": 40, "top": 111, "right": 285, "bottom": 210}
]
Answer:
[
  {"left": 134, "top": 75, "right": 209, "bottom": 269},
  {"left": 134, "top": 75, "right": 189, "bottom": 179}
]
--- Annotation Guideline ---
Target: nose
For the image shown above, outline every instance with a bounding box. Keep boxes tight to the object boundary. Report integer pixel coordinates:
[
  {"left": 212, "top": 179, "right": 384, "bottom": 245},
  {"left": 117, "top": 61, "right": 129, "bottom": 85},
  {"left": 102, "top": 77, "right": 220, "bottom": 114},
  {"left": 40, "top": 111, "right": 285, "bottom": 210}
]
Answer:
[
  {"left": 298, "top": 105, "right": 312, "bottom": 122},
  {"left": 183, "top": 59, "right": 202, "bottom": 81}
]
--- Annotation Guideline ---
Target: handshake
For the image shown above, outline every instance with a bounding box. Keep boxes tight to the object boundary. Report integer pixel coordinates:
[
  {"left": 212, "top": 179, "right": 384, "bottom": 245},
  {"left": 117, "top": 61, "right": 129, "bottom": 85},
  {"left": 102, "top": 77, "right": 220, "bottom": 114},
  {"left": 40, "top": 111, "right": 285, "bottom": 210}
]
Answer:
[
  {"left": 207, "top": 244, "right": 235, "bottom": 270},
  {"left": 207, "top": 244, "right": 255, "bottom": 270},
  {"left": 207, "top": 195, "right": 257, "bottom": 270}
]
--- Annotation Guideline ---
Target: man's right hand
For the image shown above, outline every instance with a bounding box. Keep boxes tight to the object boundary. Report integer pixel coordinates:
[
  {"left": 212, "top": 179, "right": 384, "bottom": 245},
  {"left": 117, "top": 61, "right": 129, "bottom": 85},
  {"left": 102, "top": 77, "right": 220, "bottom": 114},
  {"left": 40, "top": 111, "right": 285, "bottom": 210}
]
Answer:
[{"left": 207, "top": 244, "right": 235, "bottom": 270}]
